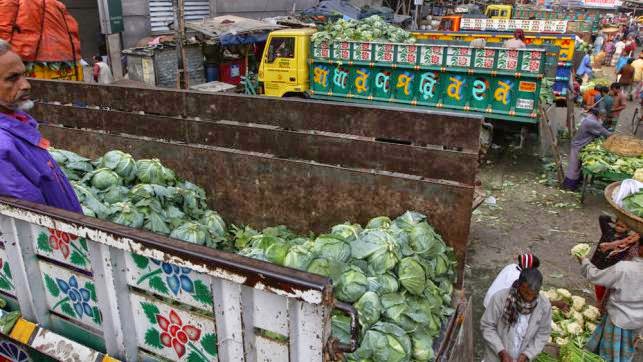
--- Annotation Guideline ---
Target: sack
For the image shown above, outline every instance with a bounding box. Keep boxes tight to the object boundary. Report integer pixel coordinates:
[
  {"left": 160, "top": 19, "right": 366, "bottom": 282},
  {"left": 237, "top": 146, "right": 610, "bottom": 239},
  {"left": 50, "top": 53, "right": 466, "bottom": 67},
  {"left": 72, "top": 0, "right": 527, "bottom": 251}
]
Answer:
[{"left": 603, "top": 134, "right": 643, "bottom": 157}]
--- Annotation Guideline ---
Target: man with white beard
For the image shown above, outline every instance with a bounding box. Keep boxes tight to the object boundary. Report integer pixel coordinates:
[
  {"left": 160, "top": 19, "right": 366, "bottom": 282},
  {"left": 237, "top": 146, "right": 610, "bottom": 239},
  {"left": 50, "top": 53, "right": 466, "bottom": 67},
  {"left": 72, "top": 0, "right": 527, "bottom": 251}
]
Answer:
[{"left": 0, "top": 39, "right": 81, "bottom": 212}]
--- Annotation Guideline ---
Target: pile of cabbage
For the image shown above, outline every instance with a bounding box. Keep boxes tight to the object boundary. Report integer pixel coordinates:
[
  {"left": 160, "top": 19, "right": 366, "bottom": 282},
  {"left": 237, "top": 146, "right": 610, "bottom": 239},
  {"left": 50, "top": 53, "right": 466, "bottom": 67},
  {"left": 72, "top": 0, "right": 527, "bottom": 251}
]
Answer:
[
  {"left": 233, "top": 211, "right": 457, "bottom": 362},
  {"left": 540, "top": 288, "right": 601, "bottom": 348},
  {"left": 50, "top": 148, "right": 228, "bottom": 249},
  {"left": 53, "top": 148, "right": 458, "bottom": 361},
  {"left": 580, "top": 140, "right": 643, "bottom": 176},
  {"left": 311, "top": 15, "right": 416, "bottom": 45}
]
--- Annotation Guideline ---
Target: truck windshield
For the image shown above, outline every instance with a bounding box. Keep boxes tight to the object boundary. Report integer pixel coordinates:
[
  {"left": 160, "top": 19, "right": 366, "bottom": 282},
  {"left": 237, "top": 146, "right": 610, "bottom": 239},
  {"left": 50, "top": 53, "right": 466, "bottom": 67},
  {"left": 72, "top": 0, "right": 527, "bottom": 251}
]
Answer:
[{"left": 267, "top": 37, "right": 295, "bottom": 62}]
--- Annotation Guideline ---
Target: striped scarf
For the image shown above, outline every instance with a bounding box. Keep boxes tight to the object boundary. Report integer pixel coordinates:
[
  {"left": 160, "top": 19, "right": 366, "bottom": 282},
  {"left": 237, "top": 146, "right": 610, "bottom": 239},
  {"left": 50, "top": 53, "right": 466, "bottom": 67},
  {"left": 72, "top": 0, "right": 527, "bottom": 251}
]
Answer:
[{"left": 502, "top": 281, "right": 538, "bottom": 327}]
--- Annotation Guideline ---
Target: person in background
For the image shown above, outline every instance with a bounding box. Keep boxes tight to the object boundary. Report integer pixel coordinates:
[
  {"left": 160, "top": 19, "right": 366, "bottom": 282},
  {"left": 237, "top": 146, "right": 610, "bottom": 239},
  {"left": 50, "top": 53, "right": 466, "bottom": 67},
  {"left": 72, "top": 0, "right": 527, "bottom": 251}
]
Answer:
[
  {"left": 0, "top": 39, "right": 81, "bottom": 212},
  {"left": 484, "top": 253, "right": 569, "bottom": 311},
  {"left": 609, "top": 82, "right": 627, "bottom": 130},
  {"left": 631, "top": 53, "right": 643, "bottom": 100},
  {"left": 624, "top": 37, "right": 637, "bottom": 58},
  {"left": 92, "top": 55, "right": 113, "bottom": 84},
  {"left": 604, "top": 37, "right": 616, "bottom": 66},
  {"left": 619, "top": 58, "right": 636, "bottom": 100},
  {"left": 577, "top": 49, "right": 593, "bottom": 83},
  {"left": 583, "top": 85, "right": 601, "bottom": 108},
  {"left": 503, "top": 29, "right": 527, "bottom": 49},
  {"left": 563, "top": 108, "right": 612, "bottom": 191},
  {"left": 590, "top": 215, "right": 640, "bottom": 309},
  {"left": 593, "top": 32, "right": 604, "bottom": 56},
  {"left": 598, "top": 86, "right": 614, "bottom": 126},
  {"left": 481, "top": 268, "right": 552, "bottom": 362},
  {"left": 612, "top": 38, "right": 626, "bottom": 67},
  {"left": 578, "top": 238, "right": 643, "bottom": 362}
]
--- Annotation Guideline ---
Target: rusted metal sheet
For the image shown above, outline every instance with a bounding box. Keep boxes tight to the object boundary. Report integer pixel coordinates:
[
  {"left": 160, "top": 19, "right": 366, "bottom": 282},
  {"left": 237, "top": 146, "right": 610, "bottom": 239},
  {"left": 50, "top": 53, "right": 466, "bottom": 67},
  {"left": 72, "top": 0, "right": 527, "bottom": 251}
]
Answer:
[
  {"left": 41, "top": 125, "right": 474, "bottom": 281},
  {"left": 30, "top": 79, "right": 482, "bottom": 151},
  {"left": 31, "top": 103, "right": 478, "bottom": 185}
]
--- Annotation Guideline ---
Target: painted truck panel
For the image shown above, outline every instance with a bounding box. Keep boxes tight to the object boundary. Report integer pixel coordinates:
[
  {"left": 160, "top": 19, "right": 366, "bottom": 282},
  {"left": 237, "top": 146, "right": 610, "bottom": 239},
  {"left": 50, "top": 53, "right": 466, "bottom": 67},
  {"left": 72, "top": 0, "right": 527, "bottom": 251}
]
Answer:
[{"left": 310, "top": 41, "right": 545, "bottom": 123}]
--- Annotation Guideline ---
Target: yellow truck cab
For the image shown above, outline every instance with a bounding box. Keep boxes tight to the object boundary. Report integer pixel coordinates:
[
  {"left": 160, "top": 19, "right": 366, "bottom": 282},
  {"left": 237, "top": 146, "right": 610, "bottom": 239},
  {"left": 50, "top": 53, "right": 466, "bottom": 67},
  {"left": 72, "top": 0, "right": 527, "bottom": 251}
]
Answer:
[
  {"left": 258, "top": 28, "right": 316, "bottom": 97},
  {"left": 485, "top": 5, "right": 512, "bottom": 19}
]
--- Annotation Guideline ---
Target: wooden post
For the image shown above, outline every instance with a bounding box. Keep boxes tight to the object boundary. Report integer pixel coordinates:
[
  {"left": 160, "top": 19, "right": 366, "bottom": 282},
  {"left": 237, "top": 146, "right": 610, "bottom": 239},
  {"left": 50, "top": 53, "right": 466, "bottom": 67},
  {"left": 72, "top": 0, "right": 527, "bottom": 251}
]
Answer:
[
  {"left": 173, "top": 0, "right": 189, "bottom": 89},
  {"left": 540, "top": 104, "right": 565, "bottom": 184}
]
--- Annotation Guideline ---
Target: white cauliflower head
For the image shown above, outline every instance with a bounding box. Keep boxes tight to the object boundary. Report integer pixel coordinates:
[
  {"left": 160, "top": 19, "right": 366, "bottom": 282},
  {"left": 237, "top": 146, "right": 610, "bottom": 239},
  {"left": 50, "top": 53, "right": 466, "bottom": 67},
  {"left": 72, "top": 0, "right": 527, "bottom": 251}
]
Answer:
[
  {"left": 582, "top": 305, "right": 601, "bottom": 321},
  {"left": 551, "top": 321, "right": 563, "bottom": 335},
  {"left": 543, "top": 289, "right": 561, "bottom": 302},
  {"left": 555, "top": 337, "right": 569, "bottom": 346},
  {"left": 557, "top": 288, "right": 572, "bottom": 300},
  {"left": 571, "top": 295, "right": 586, "bottom": 311},
  {"left": 565, "top": 321, "right": 583, "bottom": 335},
  {"left": 571, "top": 243, "right": 592, "bottom": 258}
]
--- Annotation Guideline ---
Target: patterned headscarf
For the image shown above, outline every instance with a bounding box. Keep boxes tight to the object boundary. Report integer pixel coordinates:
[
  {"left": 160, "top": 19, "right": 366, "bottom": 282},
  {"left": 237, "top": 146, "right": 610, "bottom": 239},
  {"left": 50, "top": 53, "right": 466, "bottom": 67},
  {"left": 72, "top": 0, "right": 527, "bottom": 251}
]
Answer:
[
  {"left": 502, "top": 280, "right": 538, "bottom": 327},
  {"left": 517, "top": 253, "right": 535, "bottom": 270}
]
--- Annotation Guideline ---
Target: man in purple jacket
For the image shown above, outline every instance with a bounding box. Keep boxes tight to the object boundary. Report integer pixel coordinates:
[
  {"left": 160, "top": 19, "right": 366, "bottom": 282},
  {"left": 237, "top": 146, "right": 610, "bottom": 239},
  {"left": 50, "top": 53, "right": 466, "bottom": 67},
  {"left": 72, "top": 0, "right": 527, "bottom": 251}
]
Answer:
[{"left": 0, "top": 39, "right": 81, "bottom": 213}]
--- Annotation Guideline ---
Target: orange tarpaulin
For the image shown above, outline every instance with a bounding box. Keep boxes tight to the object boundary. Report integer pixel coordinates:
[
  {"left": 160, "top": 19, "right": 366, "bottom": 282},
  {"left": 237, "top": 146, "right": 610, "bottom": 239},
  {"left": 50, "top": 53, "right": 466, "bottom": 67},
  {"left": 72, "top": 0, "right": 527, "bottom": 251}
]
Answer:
[{"left": 0, "top": 0, "right": 81, "bottom": 62}]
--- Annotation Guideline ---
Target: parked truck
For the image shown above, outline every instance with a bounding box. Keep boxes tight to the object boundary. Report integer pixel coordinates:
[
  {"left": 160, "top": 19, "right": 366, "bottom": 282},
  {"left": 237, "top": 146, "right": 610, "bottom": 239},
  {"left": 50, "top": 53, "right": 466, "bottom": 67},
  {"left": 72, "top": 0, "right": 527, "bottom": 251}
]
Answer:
[
  {"left": 0, "top": 79, "right": 480, "bottom": 361},
  {"left": 259, "top": 28, "right": 547, "bottom": 125}
]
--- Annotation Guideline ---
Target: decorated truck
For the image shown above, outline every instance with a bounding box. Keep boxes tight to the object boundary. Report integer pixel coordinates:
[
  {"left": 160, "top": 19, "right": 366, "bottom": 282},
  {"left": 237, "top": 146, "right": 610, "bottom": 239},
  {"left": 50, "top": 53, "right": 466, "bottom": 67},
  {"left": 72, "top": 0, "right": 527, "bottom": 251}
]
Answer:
[
  {"left": 0, "top": 79, "right": 480, "bottom": 361},
  {"left": 259, "top": 28, "right": 547, "bottom": 125}
]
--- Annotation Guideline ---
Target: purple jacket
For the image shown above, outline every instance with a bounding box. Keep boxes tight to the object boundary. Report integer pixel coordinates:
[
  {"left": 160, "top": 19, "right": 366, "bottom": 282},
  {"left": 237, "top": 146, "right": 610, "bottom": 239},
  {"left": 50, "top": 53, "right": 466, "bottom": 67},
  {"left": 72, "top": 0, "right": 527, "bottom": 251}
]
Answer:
[{"left": 0, "top": 111, "right": 82, "bottom": 213}]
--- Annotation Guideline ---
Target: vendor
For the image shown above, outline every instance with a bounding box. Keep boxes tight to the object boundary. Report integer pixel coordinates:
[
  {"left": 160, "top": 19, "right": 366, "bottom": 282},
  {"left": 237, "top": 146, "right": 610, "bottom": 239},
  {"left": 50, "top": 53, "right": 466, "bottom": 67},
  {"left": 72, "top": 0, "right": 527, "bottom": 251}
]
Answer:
[
  {"left": 577, "top": 237, "right": 643, "bottom": 362},
  {"left": 0, "top": 39, "right": 81, "bottom": 212},
  {"left": 577, "top": 49, "right": 594, "bottom": 83},
  {"left": 590, "top": 216, "right": 640, "bottom": 309},
  {"left": 481, "top": 268, "right": 552, "bottom": 362},
  {"left": 562, "top": 108, "right": 612, "bottom": 191}
]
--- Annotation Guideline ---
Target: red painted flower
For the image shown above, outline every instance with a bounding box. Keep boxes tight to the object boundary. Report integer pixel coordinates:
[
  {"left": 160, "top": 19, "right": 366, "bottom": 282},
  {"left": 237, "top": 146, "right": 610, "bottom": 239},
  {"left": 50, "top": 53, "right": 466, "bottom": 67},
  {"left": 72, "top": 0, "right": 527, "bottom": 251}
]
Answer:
[
  {"left": 157, "top": 310, "right": 201, "bottom": 358},
  {"left": 48, "top": 229, "right": 78, "bottom": 259}
]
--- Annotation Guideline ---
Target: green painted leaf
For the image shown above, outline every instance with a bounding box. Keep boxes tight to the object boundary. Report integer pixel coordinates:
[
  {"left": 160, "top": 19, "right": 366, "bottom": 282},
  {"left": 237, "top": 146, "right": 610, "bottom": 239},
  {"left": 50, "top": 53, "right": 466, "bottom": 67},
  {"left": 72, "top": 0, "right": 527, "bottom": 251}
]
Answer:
[
  {"left": 79, "top": 238, "right": 88, "bottom": 251},
  {"left": 141, "top": 302, "right": 160, "bottom": 324},
  {"left": 85, "top": 282, "right": 97, "bottom": 302},
  {"left": 187, "top": 351, "right": 206, "bottom": 362},
  {"left": 70, "top": 251, "right": 87, "bottom": 267},
  {"left": 201, "top": 333, "right": 218, "bottom": 356},
  {"left": 0, "top": 278, "right": 10, "bottom": 291},
  {"left": 92, "top": 306, "right": 102, "bottom": 325},
  {"left": 37, "top": 232, "right": 53, "bottom": 252},
  {"left": 60, "top": 302, "right": 76, "bottom": 318},
  {"left": 44, "top": 274, "right": 60, "bottom": 297},
  {"left": 193, "top": 280, "right": 213, "bottom": 306},
  {"left": 144, "top": 328, "right": 163, "bottom": 349},
  {"left": 149, "top": 276, "right": 169, "bottom": 295},
  {"left": 3, "top": 262, "right": 11, "bottom": 280},
  {"left": 131, "top": 254, "right": 150, "bottom": 269}
]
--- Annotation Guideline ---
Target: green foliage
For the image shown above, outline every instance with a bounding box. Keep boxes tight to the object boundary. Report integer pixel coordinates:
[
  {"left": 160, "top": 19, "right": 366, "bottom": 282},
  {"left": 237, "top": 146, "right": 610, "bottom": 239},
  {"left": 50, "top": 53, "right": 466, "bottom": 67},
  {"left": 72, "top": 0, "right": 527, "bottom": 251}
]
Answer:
[
  {"left": 141, "top": 302, "right": 160, "bottom": 324},
  {"left": 149, "top": 276, "right": 169, "bottom": 295},
  {"left": 201, "top": 333, "right": 218, "bottom": 356},
  {"left": 44, "top": 274, "right": 60, "bottom": 297},
  {"left": 85, "top": 282, "right": 97, "bottom": 302},
  {"left": 70, "top": 250, "right": 87, "bottom": 267},
  {"left": 144, "top": 328, "right": 163, "bottom": 349},
  {"left": 37, "top": 232, "right": 53, "bottom": 252},
  {"left": 131, "top": 254, "right": 150, "bottom": 269},
  {"left": 193, "top": 280, "right": 213, "bottom": 306},
  {"left": 60, "top": 302, "right": 76, "bottom": 318}
]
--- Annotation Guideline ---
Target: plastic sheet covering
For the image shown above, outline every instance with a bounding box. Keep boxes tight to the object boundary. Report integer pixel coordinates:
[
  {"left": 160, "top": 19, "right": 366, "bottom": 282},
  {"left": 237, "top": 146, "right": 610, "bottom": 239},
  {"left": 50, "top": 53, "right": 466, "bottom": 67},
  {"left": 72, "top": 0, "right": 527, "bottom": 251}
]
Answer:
[{"left": 0, "top": 0, "right": 81, "bottom": 62}]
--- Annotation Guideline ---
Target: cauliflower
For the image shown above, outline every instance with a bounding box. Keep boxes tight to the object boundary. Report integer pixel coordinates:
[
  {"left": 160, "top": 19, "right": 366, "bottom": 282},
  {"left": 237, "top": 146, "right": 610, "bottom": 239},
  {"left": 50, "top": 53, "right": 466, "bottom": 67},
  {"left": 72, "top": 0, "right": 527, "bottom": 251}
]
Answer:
[
  {"left": 557, "top": 288, "right": 572, "bottom": 300},
  {"left": 555, "top": 337, "right": 569, "bottom": 346},
  {"left": 551, "top": 321, "right": 563, "bottom": 335},
  {"left": 571, "top": 243, "right": 592, "bottom": 258},
  {"left": 565, "top": 321, "right": 583, "bottom": 335},
  {"left": 572, "top": 295, "right": 586, "bottom": 311},
  {"left": 586, "top": 322, "right": 597, "bottom": 333},
  {"left": 542, "top": 289, "right": 561, "bottom": 301},
  {"left": 582, "top": 305, "right": 601, "bottom": 321},
  {"left": 548, "top": 336, "right": 553, "bottom": 344}
]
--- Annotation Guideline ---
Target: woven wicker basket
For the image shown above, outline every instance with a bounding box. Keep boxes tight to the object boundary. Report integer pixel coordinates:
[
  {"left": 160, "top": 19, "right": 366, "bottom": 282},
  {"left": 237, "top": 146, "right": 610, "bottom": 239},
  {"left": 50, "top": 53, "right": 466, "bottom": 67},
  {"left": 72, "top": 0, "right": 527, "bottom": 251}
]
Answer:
[{"left": 603, "top": 135, "right": 643, "bottom": 157}]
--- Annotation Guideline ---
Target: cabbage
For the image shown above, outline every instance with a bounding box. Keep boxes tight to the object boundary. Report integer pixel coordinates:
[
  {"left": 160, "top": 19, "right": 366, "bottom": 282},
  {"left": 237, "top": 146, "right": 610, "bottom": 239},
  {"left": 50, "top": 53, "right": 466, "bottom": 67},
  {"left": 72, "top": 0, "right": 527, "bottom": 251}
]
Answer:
[
  {"left": 283, "top": 243, "right": 315, "bottom": 270},
  {"left": 109, "top": 202, "right": 144, "bottom": 228},
  {"left": 354, "top": 292, "right": 382, "bottom": 328},
  {"left": 307, "top": 258, "right": 331, "bottom": 277},
  {"left": 351, "top": 230, "right": 400, "bottom": 275},
  {"left": 331, "top": 313, "right": 352, "bottom": 346},
  {"left": 84, "top": 168, "right": 122, "bottom": 190},
  {"left": 264, "top": 242, "right": 291, "bottom": 265},
  {"left": 312, "top": 234, "right": 351, "bottom": 263},
  {"left": 335, "top": 266, "right": 368, "bottom": 303},
  {"left": 411, "top": 328, "right": 434, "bottom": 361},
  {"left": 367, "top": 274, "right": 399, "bottom": 295},
  {"left": 136, "top": 159, "right": 176, "bottom": 185},
  {"left": 397, "top": 257, "right": 427, "bottom": 295},
  {"left": 201, "top": 210, "right": 227, "bottom": 240},
  {"left": 100, "top": 185, "right": 130, "bottom": 205},
  {"left": 144, "top": 211, "right": 171, "bottom": 235},
  {"left": 170, "top": 221, "right": 209, "bottom": 245},
  {"left": 100, "top": 150, "right": 137, "bottom": 181}
]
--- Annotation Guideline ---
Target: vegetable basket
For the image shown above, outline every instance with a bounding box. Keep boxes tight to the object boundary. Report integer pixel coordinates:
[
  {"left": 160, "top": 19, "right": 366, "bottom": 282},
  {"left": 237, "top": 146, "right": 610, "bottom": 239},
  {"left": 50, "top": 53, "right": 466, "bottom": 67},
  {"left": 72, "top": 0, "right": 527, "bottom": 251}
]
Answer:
[{"left": 604, "top": 181, "right": 643, "bottom": 234}]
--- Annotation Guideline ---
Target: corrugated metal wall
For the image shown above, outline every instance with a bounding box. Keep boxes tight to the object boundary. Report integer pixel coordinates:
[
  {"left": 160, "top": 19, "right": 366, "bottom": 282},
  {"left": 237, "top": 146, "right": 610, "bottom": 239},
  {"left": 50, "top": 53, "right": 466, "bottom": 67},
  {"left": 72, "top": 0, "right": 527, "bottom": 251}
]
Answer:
[{"left": 149, "top": 0, "right": 210, "bottom": 32}]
